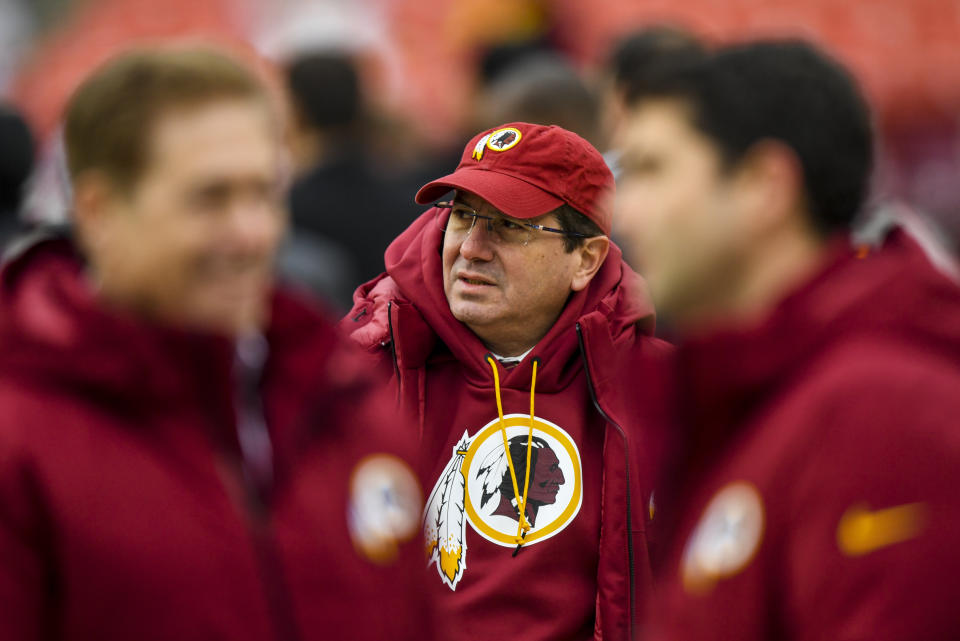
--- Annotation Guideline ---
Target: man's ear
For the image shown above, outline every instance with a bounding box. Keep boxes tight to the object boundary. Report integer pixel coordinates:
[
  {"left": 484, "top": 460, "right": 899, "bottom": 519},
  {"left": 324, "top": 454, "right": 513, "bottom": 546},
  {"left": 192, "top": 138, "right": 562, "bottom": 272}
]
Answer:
[
  {"left": 71, "top": 170, "right": 123, "bottom": 257},
  {"left": 733, "top": 140, "right": 805, "bottom": 239},
  {"left": 570, "top": 235, "right": 610, "bottom": 292}
]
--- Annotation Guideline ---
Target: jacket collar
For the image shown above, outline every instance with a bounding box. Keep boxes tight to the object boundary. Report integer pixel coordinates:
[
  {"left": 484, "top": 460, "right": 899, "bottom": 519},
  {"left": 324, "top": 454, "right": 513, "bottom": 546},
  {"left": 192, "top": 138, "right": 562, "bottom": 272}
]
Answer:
[
  {"left": 382, "top": 208, "right": 656, "bottom": 392},
  {"left": 670, "top": 228, "right": 960, "bottom": 468}
]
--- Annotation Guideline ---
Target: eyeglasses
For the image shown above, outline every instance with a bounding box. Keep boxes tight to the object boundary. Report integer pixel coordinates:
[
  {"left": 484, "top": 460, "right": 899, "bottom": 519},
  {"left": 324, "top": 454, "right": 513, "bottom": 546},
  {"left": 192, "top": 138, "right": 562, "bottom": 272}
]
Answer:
[{"left": 435, "top": 201, "right": 593, "bottom": 247}]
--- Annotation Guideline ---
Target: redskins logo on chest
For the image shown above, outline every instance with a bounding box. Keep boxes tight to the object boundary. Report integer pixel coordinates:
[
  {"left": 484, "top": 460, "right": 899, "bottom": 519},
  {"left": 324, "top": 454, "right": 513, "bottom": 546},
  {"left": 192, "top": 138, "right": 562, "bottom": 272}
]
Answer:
[{"left": 422, "top": 414, "right": 583, "bottom": 590}]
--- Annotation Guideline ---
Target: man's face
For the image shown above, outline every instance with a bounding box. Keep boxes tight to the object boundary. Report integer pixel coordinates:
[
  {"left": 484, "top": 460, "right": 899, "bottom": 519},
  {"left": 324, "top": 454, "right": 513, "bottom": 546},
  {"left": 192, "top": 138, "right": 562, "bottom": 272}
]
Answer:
[
  {"left": 528, "top": 447, "right": 564, "bottom": 505},
  {"left": 81, "top": 99, "right": 286, "bottom": 335},
  {"left": 616, "top": 99, "right": 748, "bottom": 326},
  {"left": 441, "top": 191, "right": 583, "bottom": 352}
]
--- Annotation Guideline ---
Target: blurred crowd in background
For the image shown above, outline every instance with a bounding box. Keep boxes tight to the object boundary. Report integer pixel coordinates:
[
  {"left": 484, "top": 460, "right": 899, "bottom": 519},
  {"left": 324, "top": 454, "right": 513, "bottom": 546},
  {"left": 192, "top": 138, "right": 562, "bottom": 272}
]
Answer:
[{"left": 1, "top": 0, "right": 959, "bottom": 308}]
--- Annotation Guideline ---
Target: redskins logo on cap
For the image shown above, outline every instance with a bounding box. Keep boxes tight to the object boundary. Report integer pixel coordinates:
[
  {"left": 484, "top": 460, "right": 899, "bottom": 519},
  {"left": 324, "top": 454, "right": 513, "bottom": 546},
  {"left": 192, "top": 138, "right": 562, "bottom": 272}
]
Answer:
[
  {"left": 472, "top": 127, "right": 523, "bottom": 161},
  {"left": 422, "top": 414, "right": 582, "bottom": 590}
]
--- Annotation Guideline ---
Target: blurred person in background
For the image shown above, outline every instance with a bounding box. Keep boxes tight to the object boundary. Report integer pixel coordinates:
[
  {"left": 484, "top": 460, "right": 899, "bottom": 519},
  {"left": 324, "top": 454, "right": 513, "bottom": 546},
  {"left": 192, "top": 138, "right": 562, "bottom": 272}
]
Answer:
[
  {"left": 343, "top": 121, "right": 670, "bottom": 641},
  {"left": 0, "top": 46, "right": 428, "bottom": 641},
  {"left": 599, "top": 26, "right": 705, "bottom": 181},
  {"left": 616, "top": 40, "right": 960, "bottom": 640},
  {"left": 283, "top": 50, "right": 420, "bottom": 310},
  {"left": 474, "top": 52, "right": 602, "bottom": 148},
  {"left": 0, "top": 104, "right": 35, "bottom": 256}
]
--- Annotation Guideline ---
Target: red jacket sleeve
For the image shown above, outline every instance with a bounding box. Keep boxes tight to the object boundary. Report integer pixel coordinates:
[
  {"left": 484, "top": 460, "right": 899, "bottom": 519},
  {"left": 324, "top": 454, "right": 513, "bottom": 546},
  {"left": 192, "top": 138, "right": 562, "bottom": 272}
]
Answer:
[{"left": 782, "top": 364, "right": 960, "bottom": 641}]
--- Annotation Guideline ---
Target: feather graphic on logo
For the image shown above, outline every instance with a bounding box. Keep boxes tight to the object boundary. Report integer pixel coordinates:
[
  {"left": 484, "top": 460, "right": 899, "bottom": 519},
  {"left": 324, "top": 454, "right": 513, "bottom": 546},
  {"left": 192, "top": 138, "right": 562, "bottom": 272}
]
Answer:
[
  {"left": 475, "top": 445, "right": 507, "bottom": 510},
  {"left": 472, "top": 134, "right": 492, "bottom": 161},
  {"left": 423, "top": 431, "right": 471, "bottom": 590}
]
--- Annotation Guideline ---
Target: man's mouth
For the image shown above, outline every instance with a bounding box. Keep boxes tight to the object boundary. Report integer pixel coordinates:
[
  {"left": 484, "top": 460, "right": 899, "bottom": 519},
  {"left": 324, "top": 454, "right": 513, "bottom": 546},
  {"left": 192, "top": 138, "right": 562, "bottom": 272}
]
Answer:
[{"left": 458, "top": 273, "right": 495, "bottom": 286}]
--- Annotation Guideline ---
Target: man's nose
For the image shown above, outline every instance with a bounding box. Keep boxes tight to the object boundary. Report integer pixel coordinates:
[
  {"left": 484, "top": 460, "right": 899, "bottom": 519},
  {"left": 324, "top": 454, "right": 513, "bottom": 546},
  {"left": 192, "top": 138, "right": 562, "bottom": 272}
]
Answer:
[
  {"left": 226, "top": 197, "right": 286, "bottom": 254},
  {"left": 458, "top": 218, "right": 495, "bottom": 261}
]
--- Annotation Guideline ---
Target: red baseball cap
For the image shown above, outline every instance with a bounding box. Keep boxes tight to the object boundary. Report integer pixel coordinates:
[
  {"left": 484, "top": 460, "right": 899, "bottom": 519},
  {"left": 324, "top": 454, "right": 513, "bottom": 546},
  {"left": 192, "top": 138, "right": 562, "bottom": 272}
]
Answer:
[{"left": 415, "top": 122, "right": 615, "bottom": 236}]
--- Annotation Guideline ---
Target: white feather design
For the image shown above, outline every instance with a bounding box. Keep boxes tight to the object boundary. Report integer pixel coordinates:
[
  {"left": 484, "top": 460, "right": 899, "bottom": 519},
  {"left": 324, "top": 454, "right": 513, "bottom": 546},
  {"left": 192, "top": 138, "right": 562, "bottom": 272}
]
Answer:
[
  {"left": 472, "top": 134, "right": 492, "bottom": 160},
  {"left": 475, "top": 445, "right": 507, "bottom": 511},
  {"left": 423, "top": 431, "right": 470, "bottom": 590}
]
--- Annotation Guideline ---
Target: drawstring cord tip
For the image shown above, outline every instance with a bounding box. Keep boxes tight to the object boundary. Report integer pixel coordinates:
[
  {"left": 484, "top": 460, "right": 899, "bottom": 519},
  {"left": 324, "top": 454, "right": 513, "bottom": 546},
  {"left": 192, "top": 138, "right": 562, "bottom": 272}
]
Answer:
[{"left": 512, "top": 534, "right": 526, "bottom": 557}]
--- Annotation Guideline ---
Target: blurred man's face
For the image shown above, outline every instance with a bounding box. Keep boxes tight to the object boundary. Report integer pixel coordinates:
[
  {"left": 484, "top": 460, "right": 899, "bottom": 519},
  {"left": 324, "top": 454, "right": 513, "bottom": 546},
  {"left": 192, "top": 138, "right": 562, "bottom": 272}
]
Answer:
[
  {"left": 616, "top": 99, "right": 749, "bottom": 326},
  {"left": 78, "top": 99, "right": 286, "bottom": 335}
]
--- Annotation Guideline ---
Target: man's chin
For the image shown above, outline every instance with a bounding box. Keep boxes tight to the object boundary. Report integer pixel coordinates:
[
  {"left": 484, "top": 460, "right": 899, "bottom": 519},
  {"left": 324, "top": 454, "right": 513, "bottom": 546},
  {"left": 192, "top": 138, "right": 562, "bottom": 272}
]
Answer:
[
  {"left": 186, "top": 290, "right": 272, "bottom": 336},
  {"left": 448, "top": 300, "right": 499, "bottom": 328}
]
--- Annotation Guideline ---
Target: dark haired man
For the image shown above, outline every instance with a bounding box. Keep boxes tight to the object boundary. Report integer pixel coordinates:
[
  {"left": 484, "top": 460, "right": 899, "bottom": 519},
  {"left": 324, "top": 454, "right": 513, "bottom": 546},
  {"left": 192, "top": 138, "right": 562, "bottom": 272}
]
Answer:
[
  {"left": 345, "top": 121, "right": 669, "bottom": 641},
  {"left": 0, "top": 47, "right": 427, "bottom": 641},
  {"left": 616, "top": 40, "right": 960, "bottom": 639}
]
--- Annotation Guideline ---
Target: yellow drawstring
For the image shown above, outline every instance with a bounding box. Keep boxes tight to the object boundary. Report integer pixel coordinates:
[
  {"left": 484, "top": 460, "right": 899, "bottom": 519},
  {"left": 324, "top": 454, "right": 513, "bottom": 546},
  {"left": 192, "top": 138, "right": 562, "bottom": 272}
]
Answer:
[
  {"left": 518, "top": 359, "right": 538, "bottom": 545},
  {"left": 485, "top": 354, "right": 539, "bottom": 553}
]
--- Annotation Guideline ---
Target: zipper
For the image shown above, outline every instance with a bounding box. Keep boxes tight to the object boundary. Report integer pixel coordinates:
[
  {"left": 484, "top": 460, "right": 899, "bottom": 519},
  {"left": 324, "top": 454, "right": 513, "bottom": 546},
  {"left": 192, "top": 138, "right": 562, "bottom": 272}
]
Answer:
[
  {"left": 387, "top": 300, "right": 400, "bottom": 382},
  {"left": 576, "top": 323, "right": 636, "bottom": 639},
  {"left": 246, "top": 510, "right": 303, "bottom": 641},
  {"left": 233, "top": 338, "right": 303, "bottom": 641}
]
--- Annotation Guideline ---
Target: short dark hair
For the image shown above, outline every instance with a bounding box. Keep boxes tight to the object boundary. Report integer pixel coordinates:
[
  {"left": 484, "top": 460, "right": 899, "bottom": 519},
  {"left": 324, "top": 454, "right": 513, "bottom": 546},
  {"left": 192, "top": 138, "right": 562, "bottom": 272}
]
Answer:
[
  {"left": 554, "top": 204, "right": 604, "bottom": 252},
  {"left": 64, "top": 47, "right": 269, "bottom": 190},
  {"left": 608, "top": 25, "right": 705, "bottom": 93},
  {"left": 625, "top": 40, "right": 874, "bottom": 234},
  {"left": 286, "top": 52, "right": 361, "bottom": 130}
]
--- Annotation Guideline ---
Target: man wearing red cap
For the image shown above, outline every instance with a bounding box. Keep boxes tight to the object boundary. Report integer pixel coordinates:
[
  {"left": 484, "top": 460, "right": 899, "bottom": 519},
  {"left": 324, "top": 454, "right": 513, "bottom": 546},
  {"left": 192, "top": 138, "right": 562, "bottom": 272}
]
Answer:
[{"left": 344, "top": 122, "right": 667, "bottom": 641}]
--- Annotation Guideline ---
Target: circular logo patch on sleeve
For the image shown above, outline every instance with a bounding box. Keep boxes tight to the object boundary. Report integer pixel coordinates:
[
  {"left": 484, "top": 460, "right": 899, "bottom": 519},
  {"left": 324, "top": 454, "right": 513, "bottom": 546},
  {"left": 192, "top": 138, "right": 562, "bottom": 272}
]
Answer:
[
  {"left": 681, "top": 481, "right": 764, "bottom": 594},
  {"left": 347, "top": 454, "right": 422, "bottom": 564}
]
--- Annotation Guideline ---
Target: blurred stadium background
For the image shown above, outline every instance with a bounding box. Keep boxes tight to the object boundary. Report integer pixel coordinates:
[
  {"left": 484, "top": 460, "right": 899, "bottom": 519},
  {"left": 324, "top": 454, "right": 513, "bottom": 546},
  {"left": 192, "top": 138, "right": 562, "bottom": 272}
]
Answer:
[{"left": 2, "top": 0, "right": 958, "bottom": 303}]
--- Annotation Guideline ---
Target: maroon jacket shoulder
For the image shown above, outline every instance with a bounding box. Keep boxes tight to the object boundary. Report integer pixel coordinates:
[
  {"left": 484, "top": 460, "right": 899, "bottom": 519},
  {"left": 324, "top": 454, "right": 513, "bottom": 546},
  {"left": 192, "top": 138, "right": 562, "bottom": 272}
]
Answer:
[{"left": 646, "top": 230, "right": 960, "bottom": 641}]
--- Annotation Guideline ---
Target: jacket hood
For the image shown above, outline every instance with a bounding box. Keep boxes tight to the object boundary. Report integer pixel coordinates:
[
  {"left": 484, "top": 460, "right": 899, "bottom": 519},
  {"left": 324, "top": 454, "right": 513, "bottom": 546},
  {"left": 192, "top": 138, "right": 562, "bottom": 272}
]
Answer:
[
  {"left": 673, "top": 228, "right": 960, "bottom": 448},
  {"left": 375, "top": 207, "right": 655, "bottom": 392}
]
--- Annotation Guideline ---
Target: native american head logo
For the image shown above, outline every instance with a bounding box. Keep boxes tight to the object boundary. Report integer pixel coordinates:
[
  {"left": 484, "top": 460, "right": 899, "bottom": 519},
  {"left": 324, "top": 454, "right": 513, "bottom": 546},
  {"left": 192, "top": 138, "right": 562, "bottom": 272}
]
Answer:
[
  {"left": 489, "top": 129, "right": 518, "bottom": 150},
  {"left": 422, "top": 415, "right": 582, "bottom": 590},
  {"left": 479, "top": 435, "right": 565, "bottom": 528},
  {"left": 471, "top": 127, "right": 523, "bottom": 161}
]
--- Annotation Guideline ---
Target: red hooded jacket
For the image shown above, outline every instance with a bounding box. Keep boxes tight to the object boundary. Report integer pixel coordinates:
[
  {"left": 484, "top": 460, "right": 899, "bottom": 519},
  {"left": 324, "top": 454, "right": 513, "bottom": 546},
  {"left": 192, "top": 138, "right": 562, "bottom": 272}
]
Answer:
[
  {"left": 343, "top": 208, "right": 670, "bottom": 641},
  {"left": 643, "top": 229, "right": 960, "bottom": 641},
  {"left": 0, "top": 237, "right": 429, "bottom": 641}
]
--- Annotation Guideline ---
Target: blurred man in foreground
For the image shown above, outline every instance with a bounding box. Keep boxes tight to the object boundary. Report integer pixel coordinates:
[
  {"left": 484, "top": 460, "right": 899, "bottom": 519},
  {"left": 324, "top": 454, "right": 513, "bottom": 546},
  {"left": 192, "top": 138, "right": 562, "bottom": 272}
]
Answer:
[
  {"left": 0, "top": 47, "right": 427, "bottom": 641},
  {"left": 617, "top": 40, "right": 960, "bottom": 639}
]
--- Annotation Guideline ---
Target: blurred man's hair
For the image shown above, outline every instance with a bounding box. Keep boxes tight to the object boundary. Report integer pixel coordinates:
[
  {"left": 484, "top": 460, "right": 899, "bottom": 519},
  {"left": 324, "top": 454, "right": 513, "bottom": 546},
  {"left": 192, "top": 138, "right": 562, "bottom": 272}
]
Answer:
[
  {"left": 285, "top": 52, "right": 361, "bottom": 131},
  {"left": 482, "top": 54, "right": 601, "bottom": 146},
  {"left": 626, "top": 40, "right": 874, "bottom": 234},
  {"left": 608, "top": 26, "right": 705, "bottom": 96},
  {"left": 64, "top": 47, "right": 269, "bottom": 190}
]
